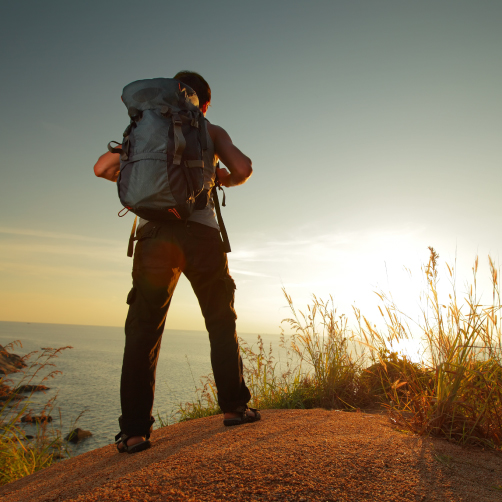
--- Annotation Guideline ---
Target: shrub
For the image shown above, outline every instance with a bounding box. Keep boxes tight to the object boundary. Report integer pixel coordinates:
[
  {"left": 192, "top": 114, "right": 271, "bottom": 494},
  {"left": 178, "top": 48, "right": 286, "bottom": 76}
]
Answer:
[{"left": 0, "top": 343, "right": 71, "bottom": 485}]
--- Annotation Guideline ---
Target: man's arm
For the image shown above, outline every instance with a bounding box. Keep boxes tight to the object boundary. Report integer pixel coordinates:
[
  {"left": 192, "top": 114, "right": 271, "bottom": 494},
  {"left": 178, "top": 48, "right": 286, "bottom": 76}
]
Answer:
[
  {"left": 94, "top": 149, "right": 121, "bottom": 182},
  {"left": 94, "top": 125, "right": 253, "bottom": 186},
  {"left": 208, "top": 124, "right": 252, "bottom": 187}
]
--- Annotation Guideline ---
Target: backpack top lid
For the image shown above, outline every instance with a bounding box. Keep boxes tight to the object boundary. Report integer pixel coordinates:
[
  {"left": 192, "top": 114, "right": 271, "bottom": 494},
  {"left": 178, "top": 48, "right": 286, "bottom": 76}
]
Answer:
[{"left": 121, "top": 78, "right": 200, "bottom": 115}]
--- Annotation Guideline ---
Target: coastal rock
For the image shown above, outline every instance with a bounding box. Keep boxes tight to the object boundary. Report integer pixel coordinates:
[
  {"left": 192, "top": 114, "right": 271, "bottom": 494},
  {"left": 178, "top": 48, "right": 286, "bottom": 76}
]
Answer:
[
  {"left": 21, "top": 414, "right": 53, "bottom": 424},
  {"left": 0, "top": 384, "right": 25, "bottom": 403},
  {"left": 15, "top": 385, "right": 50, "bottom": 393},
  {"left": 65, "top": 428, "right": 92, "bottom": 443},
  {"left": 0, "top": 344, "right": 27, "bottom": 375}
]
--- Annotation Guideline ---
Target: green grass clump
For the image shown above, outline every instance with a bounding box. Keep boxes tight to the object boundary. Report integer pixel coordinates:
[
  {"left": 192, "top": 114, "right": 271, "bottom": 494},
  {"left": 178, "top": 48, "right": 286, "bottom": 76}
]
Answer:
[
  {"left": 280, "top": 293, "right": 370, "bottom": 410},
  {"left": 176, "top": 247, "right": 502, "bottom": 451},
  {"left": 0, "top": 344, "right": 71, "bottom": 486},
  {"left": 360, "top": 248, "right": 502, "bottom": 449},
  {"left": 361, "top": 348, "right": 434, "bottom": 404}
]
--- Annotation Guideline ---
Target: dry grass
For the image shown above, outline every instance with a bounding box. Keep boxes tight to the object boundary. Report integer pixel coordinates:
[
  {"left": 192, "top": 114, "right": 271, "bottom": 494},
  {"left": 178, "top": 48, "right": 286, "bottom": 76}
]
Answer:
[
  {"left": 177, "top": 247, "right": 502, "bottom": 451},
  {"left": 367, "top": 248, "right": 502, "bottom": 448},
  {"left": 0, "top": 344, "right": 72, "bottom": 485}
]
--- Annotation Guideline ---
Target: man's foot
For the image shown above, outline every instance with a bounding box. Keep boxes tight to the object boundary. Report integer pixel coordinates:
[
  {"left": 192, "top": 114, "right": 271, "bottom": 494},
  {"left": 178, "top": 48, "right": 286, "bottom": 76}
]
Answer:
[
  {"left": 223, "top": 407, "right": 261, "bottom": 427},
  {"left": 115, "top": 434, "right": 151, "bottom": 454},
  {"left": 224, "top": 409, "right": 257, "bottom": 420},
  {"left": 117, "top": 436, "right": 145, "bottom": 451}
]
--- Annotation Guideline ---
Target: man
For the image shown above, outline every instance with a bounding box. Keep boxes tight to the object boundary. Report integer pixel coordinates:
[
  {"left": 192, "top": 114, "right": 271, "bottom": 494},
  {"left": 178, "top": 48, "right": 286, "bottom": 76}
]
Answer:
[{"left": 94, "top": 71, "right": 258, "bottom": 454}]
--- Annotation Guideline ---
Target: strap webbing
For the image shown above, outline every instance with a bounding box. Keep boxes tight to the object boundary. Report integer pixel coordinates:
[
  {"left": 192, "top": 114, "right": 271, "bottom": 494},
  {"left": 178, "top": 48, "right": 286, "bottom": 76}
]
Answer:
[
  {"left": 127, "top": 216, "right": 138, "bottom": 258},
  {"left": 107, "top": 141, "right": 122, "bottom": 154},
  {"left": 185, "top": 160, "right": 204, "bottom": 168},
  {"left": 212, "top": 187, "right": 231, "bottom": 253},
  {"left": 128, "top": 152, "right": 168, "bottom": 162},
  {"left": 182, "top": 164, "right": 194, "bottom": 203},
  {"left": 200, "top": 116, "right": 208, "bottom": 151},
  {"left": 172, "top": 114, "right": 186, "bottom": 165}
]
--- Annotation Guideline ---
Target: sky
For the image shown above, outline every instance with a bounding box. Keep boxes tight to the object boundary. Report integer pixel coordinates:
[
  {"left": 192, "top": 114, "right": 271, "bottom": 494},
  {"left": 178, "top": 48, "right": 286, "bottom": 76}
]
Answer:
[{"left": 1, "top": 1, "right": 501, "bottom": 337}]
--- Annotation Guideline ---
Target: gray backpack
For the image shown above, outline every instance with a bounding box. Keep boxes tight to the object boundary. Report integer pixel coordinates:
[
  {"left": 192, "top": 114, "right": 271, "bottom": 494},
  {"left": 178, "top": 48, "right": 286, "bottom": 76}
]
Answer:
[
  {"left": 110, "top": 78, "right": 209, "bottom": 221},
  {"left": 110, "top": 78, "right": 231, "bottom": 255}
]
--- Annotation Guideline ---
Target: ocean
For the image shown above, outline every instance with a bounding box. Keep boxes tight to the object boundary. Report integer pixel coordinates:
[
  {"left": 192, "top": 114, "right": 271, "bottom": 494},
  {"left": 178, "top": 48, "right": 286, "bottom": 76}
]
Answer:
[{"left": 0, "top": 321, "right": 282, "bottom": 456}]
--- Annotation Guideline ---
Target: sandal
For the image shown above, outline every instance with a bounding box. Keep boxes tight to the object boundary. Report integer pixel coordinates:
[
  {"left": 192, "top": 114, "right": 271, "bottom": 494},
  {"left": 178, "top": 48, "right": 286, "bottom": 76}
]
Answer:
[
  {"left": 223, "top": 407, "right": 261, "bottom": 427},
  {"left": 115, "top": 432, "right": 151, "bottom": 454}
]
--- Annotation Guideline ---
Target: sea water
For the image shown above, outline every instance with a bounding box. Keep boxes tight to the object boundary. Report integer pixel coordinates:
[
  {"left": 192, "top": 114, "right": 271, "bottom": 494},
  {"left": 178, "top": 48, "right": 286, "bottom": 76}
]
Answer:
[{"left": 0, "top": 321, "right": 283, "bottom": 456}]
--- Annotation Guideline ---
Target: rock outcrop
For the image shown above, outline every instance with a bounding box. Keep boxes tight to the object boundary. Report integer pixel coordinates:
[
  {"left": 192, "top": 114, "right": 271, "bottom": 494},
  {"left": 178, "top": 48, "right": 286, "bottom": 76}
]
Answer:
[
  {"left": 20, "top": 414, "right": 53, "bottom": 424},
  {"left": 65, "top": 428, "right": 92, "bottom": 443},
  {"left": 0, "top": 344, "right": 27, "bottom": 375},
  {"left": 15, "top": 385, "right": 50, "bottom": 393}
]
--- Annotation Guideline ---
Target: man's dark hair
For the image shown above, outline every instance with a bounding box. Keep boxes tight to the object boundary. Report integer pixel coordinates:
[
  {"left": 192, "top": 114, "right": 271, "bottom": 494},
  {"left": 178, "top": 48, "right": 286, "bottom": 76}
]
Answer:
[{"left": 174, "top": 71, "right": 211, "bottom": 109}]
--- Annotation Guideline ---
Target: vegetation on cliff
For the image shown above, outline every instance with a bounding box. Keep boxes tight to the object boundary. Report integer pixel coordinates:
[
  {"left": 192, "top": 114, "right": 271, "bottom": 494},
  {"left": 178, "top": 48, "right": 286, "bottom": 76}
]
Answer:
[
  {"left": 0, "top": 344, "right": 71, "bottom": 485},
  {"left": 177, "top": 248, "right": 502, "bottom": 451}
]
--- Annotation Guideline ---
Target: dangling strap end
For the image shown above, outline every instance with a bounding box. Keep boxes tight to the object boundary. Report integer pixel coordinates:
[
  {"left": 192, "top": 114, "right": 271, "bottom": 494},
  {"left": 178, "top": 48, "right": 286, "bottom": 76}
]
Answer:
[
  {"left": 108, "top": 141, "right": 122, "bottom": 154},
  {"left": 127, "top": 216, "right": 138, "bottom": 258},
  {"left": 212, "top": 187, "right": 231, "bottom": 253}
]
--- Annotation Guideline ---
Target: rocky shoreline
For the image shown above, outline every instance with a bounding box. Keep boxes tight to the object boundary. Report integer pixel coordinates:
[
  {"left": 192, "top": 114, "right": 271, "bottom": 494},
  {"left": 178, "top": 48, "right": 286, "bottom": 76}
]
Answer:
[
  {"left": 0, "top": 345, "right": 50, "bottom": 403},
  {"left": 0, "top": 344, "right": 26, "bottom": 375},
  {"left": 0, "top": 344, "right": 56, "bottom": 427}
]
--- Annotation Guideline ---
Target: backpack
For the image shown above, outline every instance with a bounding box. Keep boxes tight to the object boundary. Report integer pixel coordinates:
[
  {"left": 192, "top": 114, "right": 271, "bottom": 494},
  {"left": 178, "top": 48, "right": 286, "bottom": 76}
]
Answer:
[
  {"left": 110, "top": 78, "right": 210, "bottom": 222},
  {"left": 110, "top": 78, "right": 231, "bottom": 255}
]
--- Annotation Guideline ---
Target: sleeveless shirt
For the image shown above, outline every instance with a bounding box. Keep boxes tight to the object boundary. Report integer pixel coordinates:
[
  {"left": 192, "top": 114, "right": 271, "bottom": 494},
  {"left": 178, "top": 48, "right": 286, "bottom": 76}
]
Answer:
[{"left": 136, "top": 119, "right": 219, "bottom": 231}]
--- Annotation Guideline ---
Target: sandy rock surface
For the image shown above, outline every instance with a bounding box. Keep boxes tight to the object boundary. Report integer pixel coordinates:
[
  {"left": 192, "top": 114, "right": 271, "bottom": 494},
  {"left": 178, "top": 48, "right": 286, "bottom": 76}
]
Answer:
[{"left": 1, "top": 409, "right": 501, "bottom": 501}]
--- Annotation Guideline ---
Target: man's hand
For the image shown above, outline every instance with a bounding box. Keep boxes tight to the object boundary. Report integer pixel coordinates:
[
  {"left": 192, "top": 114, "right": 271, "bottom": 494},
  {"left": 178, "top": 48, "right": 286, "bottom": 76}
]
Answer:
[
  {"left": 208, "top": 124, "right": 252, "bottom": 187},
  {"left": 94, "top": 149, "right": 121, "bottom": 182},
  {"left": 215, "top": 167, "right": 232, "bottom": 187}
]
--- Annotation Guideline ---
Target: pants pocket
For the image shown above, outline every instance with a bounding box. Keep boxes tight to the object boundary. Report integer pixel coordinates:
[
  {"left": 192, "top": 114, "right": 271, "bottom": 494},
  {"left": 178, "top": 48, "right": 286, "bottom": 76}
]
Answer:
[
  {"left": 223, "top": 276, "right": 237, "bottom": 319},
  {"left": 135, "top": 222, "right": 159, "bottom": 242},
  {"left": 223, "top": 276, "right": 236, "bottom": 295},
  {"left": 126, "top": 287, "right": 137, "bottom": 305}
]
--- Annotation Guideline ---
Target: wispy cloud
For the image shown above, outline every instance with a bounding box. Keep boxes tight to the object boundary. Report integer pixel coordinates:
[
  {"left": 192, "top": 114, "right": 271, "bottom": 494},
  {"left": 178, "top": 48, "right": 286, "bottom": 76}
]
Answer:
[
  {"left": 0, "top": 227, "right": 121, "bottom": 246},
  {"left": 280, "top": 280, "right": 335, "bottom": 289},
  {"left": 0, "top": 241, "right": 125, "bottom": 263},
  {"left": 0, "top": 261, "right": 125, "bottom": 278},
  {"left": 230, "top": 268, "right": 275, "bottom": 278},
  {"left": 231, "top": 225, "right": 426, "bottom": 265}
]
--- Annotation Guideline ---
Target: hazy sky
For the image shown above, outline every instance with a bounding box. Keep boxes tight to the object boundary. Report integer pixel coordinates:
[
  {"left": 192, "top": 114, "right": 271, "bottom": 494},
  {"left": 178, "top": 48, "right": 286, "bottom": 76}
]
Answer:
[{"left": 1, "top": 1, "right": 501, "bottom": 335}]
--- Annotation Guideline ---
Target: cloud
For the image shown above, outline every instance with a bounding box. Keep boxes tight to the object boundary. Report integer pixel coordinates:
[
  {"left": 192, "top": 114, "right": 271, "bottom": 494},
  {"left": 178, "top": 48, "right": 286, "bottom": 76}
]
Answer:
[
  {"left": 0, "top": 241, "right": 125, "bottom": 263},
  {"left": 0, "top": 226, "right": 121, "bottom": 246},
  {"left": 0, "top": 226, "right": 129, "bottom": 268},
  {"left": 229, "top": 268, "right": 275, "bottom": 278},
  {"left": 280, "top": 279, "right": 334, "bottom": 289},
  {"left": 0, "top": 261, "right": 125, "bottom": 279},
  {"left": 231, "top": 225, "right": 426, "bottom": 267}
]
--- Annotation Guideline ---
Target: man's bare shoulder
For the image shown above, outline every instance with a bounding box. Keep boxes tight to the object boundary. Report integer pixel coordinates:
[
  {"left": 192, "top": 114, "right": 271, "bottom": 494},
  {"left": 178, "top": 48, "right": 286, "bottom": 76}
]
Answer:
[
  {"left": 206, "top": 122, "right": 226, "bottom": 143},
  {"left": 204, "top": 120, "right": 252, "bottom": 186}
]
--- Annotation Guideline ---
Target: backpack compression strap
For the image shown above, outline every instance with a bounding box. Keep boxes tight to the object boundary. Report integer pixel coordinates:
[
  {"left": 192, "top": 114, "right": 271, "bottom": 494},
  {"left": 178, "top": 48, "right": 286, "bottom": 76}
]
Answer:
[
  {"left": 212, "top": 185, "right": 231, "bottom": 253},
  {"left": 172, "top": 114, "right": 186, "bottom": 165}
]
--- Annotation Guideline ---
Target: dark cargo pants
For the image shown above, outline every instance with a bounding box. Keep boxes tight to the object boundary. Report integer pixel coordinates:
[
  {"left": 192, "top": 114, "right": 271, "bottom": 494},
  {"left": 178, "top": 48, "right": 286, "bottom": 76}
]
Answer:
[{"left": 119, "top": 220, "right": 251, "bottom": 437}]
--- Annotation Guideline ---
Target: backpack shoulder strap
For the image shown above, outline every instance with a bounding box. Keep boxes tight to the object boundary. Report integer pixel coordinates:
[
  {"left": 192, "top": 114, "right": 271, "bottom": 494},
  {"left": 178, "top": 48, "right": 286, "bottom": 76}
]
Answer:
[{"left": 212, "top": 185, "right": 231, "bottom": 253}]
